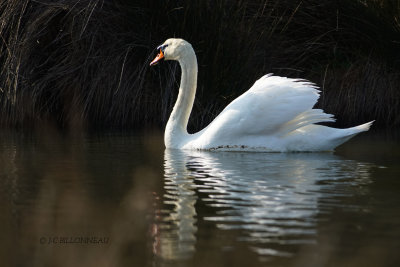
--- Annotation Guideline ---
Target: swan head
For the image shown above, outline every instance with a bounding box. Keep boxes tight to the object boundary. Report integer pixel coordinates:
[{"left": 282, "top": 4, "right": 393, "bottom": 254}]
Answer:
[{"left": 150, "top": 38, "right": 192, "bottom": 66}]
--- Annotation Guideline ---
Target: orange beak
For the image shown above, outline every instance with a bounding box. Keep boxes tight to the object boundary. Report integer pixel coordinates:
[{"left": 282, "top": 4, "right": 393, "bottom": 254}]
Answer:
[{"left": 150, "top": 49, "right": 164, "bottom": 66}]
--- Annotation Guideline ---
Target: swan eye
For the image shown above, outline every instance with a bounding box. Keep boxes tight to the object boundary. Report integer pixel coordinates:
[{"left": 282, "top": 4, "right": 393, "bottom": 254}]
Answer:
[{"left": 157, "top": 44, "right": 168, "bottom": 53}]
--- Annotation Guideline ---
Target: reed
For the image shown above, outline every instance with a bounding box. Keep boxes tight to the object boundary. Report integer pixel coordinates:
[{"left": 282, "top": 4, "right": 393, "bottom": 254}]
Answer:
[{"left": 0, "top": 0, "right": 399, "bottom": 131}]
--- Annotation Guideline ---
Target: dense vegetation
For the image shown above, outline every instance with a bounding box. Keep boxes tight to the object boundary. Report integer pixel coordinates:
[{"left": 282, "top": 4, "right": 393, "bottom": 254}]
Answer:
[{"left": 0, "top": 0, "right": 399, "bottom": 132}]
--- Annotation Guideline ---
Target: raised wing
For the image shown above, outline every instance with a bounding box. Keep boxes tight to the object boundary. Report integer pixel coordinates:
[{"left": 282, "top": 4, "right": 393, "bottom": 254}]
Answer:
[{"left": 198, "top": 74, "right": 335, "bottom": 144}]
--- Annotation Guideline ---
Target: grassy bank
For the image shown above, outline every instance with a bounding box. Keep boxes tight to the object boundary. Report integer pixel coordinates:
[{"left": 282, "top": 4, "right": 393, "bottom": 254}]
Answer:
[{"left": 0, "top": 0, "right": 399, "bottom": 131}]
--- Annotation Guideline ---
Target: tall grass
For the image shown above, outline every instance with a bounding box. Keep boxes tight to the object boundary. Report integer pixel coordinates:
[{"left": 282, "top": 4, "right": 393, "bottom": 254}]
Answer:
[{"left": 0, "top": 0, "right": 399, "bottom": 131}]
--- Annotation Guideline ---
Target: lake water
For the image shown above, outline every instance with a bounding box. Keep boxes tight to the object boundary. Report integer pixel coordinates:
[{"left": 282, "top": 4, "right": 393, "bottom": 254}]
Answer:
[{"left": 0, "top": 130, "right": 399, "bottom": 266}]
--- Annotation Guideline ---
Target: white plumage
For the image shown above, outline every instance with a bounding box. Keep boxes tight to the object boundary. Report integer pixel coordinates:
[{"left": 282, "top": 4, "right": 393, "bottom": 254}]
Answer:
[{"left": 151, "top": 38, "right": 373, "bottom": 152}]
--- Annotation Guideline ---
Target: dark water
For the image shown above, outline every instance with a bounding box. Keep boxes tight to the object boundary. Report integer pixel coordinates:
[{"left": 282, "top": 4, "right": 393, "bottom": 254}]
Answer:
[{"left": 0, "top": 130, "right": 399, "bottom": 267}]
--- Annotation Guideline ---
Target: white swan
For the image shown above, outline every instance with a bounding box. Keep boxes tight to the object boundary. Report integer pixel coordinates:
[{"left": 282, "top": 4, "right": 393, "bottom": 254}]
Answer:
[{"left": 150, "top": 38, "right": 373, "bottom": 152}]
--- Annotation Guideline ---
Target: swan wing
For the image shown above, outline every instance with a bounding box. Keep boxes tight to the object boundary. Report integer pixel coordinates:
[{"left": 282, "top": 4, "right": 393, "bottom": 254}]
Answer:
[{"left": 198, "top": 74, "right": 335, "bottom": 144}]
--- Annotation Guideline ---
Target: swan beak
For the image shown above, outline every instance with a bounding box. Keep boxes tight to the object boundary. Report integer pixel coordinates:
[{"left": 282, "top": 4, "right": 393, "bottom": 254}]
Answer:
[{"left": 150, "top": 49, "right": 164, "bottom": 66}]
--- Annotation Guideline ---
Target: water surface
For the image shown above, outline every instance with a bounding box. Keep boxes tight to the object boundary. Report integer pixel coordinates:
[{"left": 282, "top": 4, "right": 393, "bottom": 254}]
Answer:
[{"left": 0, "top": 130, "right": 399, "bottom": 266}]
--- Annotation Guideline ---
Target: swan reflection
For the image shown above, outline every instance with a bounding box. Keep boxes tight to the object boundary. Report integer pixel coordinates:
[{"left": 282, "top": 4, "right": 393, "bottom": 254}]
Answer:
[{"left": 155, "top": 149, "right": 373, "bottom": 260}]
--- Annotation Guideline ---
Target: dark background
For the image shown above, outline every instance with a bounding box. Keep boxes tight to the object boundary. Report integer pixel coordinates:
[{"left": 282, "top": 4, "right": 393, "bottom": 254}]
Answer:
[{"left": 0, "top": 0, "right": 399, "bottom": 132}]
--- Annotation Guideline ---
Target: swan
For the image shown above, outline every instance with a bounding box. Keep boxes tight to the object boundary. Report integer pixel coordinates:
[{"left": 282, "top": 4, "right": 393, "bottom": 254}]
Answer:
[{"left": 150, "top": 38, "right": 373, "bottom": 152}]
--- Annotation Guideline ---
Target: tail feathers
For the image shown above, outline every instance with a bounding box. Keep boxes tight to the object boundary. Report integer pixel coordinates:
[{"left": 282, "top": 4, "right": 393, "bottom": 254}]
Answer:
[
  {"left": 328, "top": 120, "right": 374, "bottom": 148},
  {"left": 349, "top": 120, "right": 374, "bottom": 134},
  {"left": 343, "top": 119, "right": 375, "bottom": 136}
]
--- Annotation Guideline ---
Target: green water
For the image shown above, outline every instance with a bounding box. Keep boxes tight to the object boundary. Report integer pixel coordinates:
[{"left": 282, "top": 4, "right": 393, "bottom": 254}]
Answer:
[{"left": 0, "top": 130, "right": 399, "bottom": 267}]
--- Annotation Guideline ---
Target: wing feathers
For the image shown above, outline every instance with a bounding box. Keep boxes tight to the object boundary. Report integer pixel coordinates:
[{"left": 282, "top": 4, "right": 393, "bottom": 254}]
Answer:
[
  {"left": 279, "top": 109, "right": 336, "bottom": 136},
  {"left": 201, "top": 75, "right": 332, "bottom": 143}
]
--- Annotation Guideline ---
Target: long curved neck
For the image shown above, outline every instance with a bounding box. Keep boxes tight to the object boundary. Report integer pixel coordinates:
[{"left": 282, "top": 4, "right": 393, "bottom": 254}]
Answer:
[{"left": 165, "top": 49, "right": 198, "bottom": 148}]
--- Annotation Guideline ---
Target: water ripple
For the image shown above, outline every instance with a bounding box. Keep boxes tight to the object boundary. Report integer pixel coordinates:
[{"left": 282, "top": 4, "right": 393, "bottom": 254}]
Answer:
[{"left": 154, "top": 149, "right": 374, "bottom": 260}]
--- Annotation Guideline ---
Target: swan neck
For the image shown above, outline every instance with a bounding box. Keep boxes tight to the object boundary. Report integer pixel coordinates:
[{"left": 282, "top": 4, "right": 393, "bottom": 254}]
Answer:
[{"left": 165, "top": 49, "right": 198, "bottom": 148}]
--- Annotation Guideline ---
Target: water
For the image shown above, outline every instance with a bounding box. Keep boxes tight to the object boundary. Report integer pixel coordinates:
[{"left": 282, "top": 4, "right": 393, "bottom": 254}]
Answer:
[{"left": 0, "top": 130, "right": 399, "bottom": 266}]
